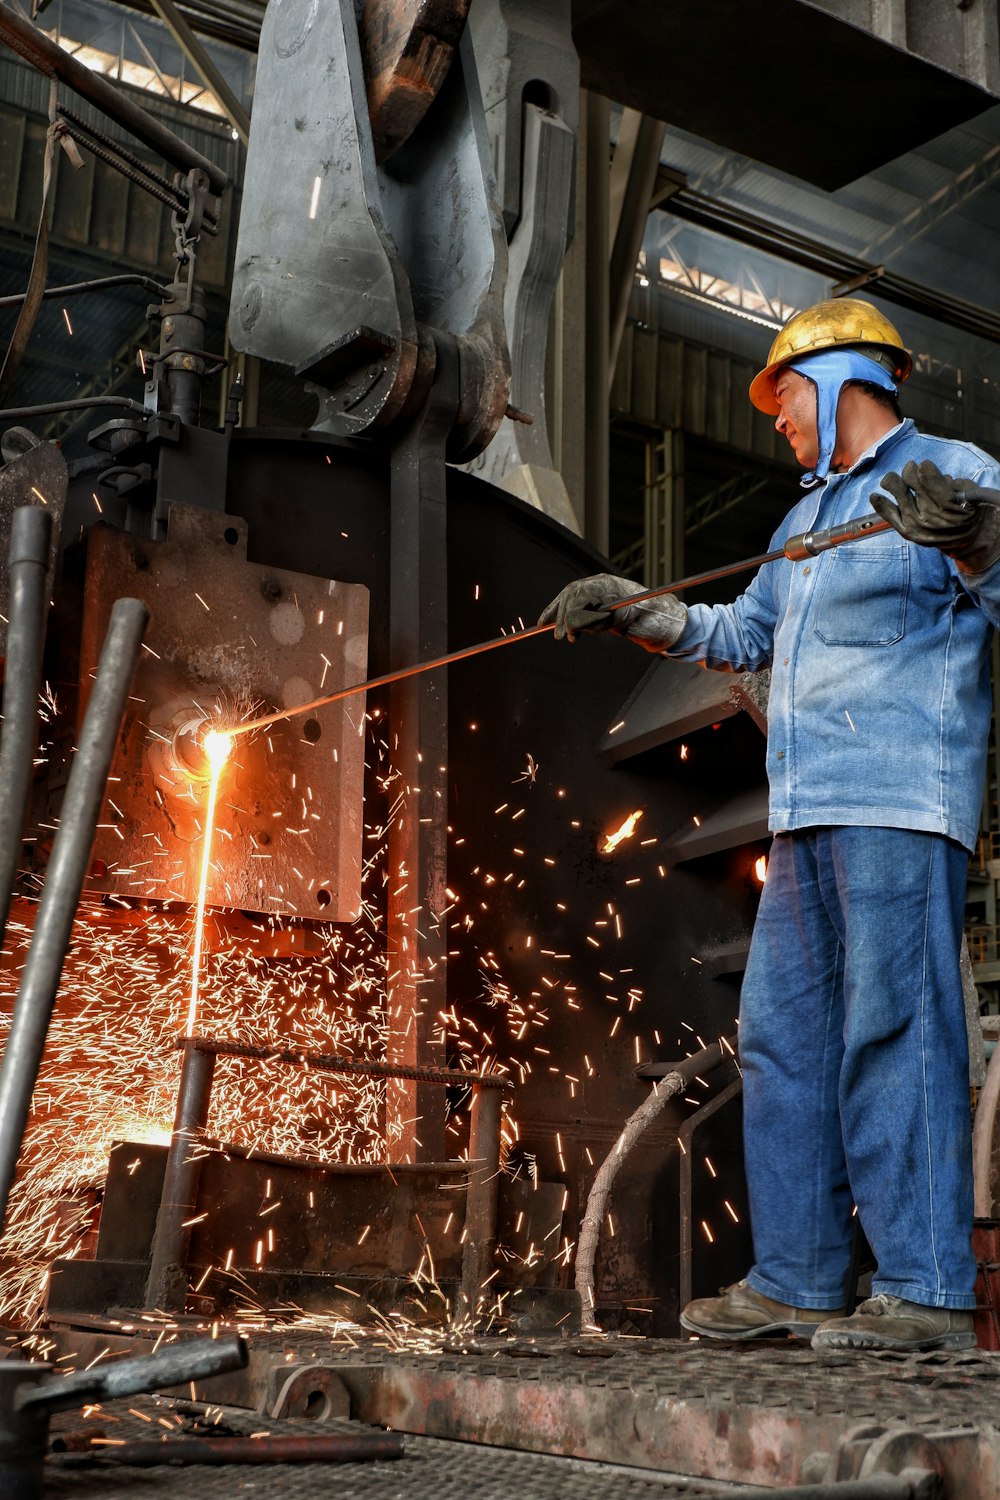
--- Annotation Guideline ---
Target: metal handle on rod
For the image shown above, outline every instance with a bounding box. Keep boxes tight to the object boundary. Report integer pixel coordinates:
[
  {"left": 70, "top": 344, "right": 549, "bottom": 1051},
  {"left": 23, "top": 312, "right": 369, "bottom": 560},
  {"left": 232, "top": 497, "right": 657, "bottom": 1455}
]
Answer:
[{"left": 0, "top": 596, "right": 148, "bottom": 1233}]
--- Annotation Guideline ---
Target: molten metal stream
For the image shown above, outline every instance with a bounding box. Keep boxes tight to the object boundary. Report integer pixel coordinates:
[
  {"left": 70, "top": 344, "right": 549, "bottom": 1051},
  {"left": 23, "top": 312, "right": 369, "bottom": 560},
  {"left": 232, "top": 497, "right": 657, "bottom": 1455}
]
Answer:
[{"left": 186, "top": 730, "right": 232, "bottom": 1035}]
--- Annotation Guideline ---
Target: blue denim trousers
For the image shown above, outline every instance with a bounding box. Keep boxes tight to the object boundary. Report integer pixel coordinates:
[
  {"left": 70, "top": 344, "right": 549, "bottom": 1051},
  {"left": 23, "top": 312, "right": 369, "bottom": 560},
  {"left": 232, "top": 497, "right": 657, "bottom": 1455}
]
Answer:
[{"left": 741, "top": 826, "right": 976, "bottom": 1311}]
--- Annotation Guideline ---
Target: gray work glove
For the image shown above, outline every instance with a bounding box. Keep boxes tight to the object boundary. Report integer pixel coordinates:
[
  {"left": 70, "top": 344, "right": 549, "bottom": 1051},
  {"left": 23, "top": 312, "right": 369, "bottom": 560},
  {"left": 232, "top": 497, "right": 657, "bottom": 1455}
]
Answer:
[
  {"left": 871, "top": 459, "right": 1000, "bottom": 574},
  {"left": 538, "top": 573, "right": 688, "bottom": 651}
]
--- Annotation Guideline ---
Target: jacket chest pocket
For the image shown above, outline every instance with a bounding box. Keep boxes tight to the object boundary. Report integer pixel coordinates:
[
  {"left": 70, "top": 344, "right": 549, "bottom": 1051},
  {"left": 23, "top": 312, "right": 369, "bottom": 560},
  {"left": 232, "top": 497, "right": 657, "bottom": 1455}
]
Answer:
[{"left": 811, "top": 542, "right": 909, "bottom": 647}]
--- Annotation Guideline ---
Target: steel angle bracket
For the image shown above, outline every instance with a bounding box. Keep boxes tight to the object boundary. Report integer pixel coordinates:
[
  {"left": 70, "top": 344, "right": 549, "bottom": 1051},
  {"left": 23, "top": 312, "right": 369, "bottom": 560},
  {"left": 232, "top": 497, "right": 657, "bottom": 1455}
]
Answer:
[
  {"left": 77, "top": 504, "right": 369, "bottom": 921},
  {"left": 461, "top": 0, "right": 578, "bottom": 517}
]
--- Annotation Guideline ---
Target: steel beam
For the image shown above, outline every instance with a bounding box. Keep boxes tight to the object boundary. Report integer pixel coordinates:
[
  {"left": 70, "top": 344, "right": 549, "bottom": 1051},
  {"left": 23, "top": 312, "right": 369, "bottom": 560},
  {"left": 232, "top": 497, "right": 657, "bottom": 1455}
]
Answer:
[
  {"left": 582, "top": 90, "right": 609, "bottom": 555},
  {"left": 147, "top": 0, "right": 250, "bottom": 145},
  {"left": 608, "top": 110, "right": 665, "bottom": 389},
  {"left": 385, "top": 333, "right": 459, "bottom": 1163}
]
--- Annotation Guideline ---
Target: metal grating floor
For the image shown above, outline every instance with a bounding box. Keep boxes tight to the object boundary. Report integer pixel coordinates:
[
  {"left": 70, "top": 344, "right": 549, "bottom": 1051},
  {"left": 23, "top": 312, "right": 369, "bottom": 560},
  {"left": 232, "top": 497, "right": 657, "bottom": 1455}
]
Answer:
[
  {"left": 33, "top": 1325, "right": 1000, "bottom": 1496},
  {"left": 44, "top": 1395, "right": 738, "bottom": 1498}
]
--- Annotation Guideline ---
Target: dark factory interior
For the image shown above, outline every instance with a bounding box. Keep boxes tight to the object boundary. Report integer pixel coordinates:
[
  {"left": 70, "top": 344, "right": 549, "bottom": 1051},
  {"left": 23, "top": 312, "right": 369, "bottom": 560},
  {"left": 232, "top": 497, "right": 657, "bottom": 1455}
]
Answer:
[{"left": 3, "top": 0, "right": 1000, "bottom": 1496}]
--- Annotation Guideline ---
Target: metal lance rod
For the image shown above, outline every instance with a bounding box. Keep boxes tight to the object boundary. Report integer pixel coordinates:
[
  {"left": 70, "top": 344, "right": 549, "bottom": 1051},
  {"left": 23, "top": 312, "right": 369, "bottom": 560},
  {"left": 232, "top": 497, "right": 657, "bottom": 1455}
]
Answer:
[
  {"left": 55, "top": 1430, "right": 405, "bottom": 1467},
  {"left": 0, "top": 597, "right": 148, "bottom": 1233},
  {"left": 0, "top": 507, "right": 52, "bottom": 954},
  {"left": 229, "top": 513, "right": 894, "bottom": 738}
]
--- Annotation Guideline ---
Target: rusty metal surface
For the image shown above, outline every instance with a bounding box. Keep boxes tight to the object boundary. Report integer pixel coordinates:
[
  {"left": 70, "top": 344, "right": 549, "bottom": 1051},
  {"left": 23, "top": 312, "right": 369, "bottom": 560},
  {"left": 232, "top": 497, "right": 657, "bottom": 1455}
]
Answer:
[
  {"left": 30, "top": 1334, "right": 1000, "bottom": 1497},
  {"left": 360, "top": 0, "right": 472, "bottom": 163},
  {"left": 0, "top": 442, "right": 66, "bottom": 657},
  {"left": 77, "top": 503, "right": 369, "bottom": 919},
  {"left": 322, "top": 1337, "right": 1000, "bottom": 1494}
]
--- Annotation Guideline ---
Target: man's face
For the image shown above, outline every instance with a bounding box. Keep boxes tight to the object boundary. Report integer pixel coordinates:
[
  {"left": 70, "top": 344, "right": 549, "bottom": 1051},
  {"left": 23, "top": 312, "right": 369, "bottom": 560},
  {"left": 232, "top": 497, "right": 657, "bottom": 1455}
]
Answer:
[{"left": 773, "top": 368, "right": 819, "bottom": 469}]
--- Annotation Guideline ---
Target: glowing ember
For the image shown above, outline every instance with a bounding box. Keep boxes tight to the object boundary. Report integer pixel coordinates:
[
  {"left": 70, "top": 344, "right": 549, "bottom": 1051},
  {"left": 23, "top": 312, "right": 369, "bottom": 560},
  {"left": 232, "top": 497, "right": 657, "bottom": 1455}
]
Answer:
[
  {"left": 186, "top": 730, "right": 233, "bottom": 1035},
  {"left": 600, "top": 810, "right": 643, "bottom": 855},
  {"left": 754, "top": 855, "right": 767, "bottom": 885}
]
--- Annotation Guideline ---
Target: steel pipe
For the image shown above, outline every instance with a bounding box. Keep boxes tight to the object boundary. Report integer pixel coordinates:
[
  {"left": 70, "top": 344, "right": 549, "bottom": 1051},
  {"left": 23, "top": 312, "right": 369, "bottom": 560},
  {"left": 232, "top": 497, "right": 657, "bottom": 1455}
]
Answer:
[
  {"left": 0, "top": 399, "right": 147, "bottom": 422},
  {"left": 19, "top": 1334, "right": 247, "bottom": 1415},
  {"left": 0, "top": 596, "right": 148, "bottom": 1232},
  {"left": 0, "top": 507, "right": 51, "bottom": 953},
  {"left": 0, "top": 276, "right": 168, "bottom": 311},
  {"left": 461, "top": 1081, "right": 503, "bottom": 1312},
  {"left": 145, "top": 1043, "right": 216, "bottom": 1311},
  {"left": 0, "top": 2, "right": 227, "bottom": 195},
  {"left": 0, "top": 1336, "right": 246, "bottom": 1500}
]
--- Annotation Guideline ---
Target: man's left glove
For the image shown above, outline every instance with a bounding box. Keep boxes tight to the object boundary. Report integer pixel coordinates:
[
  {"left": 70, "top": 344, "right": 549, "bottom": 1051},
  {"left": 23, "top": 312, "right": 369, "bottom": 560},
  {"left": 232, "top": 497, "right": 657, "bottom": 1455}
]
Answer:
[
  {"left": 871, "top": 458, "right": 1000, "bottom": 574},
  {"left": 538, "top": 573, "right": 687, "bottom": 649}
]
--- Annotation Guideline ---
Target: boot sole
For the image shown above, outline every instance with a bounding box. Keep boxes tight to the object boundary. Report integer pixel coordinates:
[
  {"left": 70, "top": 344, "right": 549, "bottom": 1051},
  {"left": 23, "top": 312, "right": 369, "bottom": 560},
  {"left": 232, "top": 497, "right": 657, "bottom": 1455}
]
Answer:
[
  {"left": 679, "top": 1311, "right": 823, "bottom": 1342},
  {"left": 811, "top": 1328, "right": 977, "bottom": 1352}
]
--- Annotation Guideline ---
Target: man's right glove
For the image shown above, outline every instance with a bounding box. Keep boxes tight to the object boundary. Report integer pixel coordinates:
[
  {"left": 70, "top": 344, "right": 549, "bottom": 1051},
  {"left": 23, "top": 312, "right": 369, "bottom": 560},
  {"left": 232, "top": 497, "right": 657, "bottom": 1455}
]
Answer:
[
  {"left": 871, "top": 459, "right": 1000, "bottom": 574},
  {"left": 538, "top": 573, "right": 688, "bottom": 651}
]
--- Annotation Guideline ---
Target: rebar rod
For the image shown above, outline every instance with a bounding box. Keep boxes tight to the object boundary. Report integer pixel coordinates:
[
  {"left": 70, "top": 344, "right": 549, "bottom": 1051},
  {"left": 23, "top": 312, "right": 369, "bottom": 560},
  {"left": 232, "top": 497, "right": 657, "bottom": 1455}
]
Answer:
[
  {"left": 180, "top": 1034, "right": 510, "bottom": 1088},
  {"left": 0, "top": 507, "right": 52, "bottom": 954},
  {"left": 0, "top": 2, "right": 227, "bottom": 195},
  {"left": 0, "top": 596, "right": 148, "bottom": 1232}
]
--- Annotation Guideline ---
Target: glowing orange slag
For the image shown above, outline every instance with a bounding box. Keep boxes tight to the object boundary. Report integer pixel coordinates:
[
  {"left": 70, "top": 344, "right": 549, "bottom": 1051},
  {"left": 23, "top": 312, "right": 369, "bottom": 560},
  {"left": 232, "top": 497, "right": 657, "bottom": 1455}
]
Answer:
[
  {"left": 601, "top": 809, "right": 643, "bottom": 855},
  {"left": 754, "top": 854, "right": 768, "bottom": 884},
  {"left": 185, "top": 728, "right": 232, "bottom": 1035}
]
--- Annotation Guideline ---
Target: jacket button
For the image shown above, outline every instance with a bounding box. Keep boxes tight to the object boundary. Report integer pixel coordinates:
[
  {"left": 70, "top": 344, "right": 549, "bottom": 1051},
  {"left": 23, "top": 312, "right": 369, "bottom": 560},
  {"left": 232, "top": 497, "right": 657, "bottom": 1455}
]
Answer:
[
  {"left": 776, "top": 750, "right": 784, "bottom": 759},
  {"left": 803, "top": 566, "right": 811, "bottom": 575},
  {"left": 783, "top": 657, "right": 789, "bottom": 665}
]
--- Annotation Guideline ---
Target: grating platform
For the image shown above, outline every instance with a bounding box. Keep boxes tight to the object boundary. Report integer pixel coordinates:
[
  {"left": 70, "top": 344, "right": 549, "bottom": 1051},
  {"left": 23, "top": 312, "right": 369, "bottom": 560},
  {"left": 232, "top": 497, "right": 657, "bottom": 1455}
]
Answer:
[
  {"left": 32, "top": 1324, "right": 1000, "bottom": 1496},
  {"left": 43, "top": 1394, "right": 738, "bottom": 1498}
]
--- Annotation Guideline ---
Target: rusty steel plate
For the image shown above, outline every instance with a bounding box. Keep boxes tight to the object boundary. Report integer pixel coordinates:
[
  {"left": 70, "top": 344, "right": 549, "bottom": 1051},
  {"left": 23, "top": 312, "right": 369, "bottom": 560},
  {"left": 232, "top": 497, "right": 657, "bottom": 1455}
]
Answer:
[{"left": 78, "top": 504, "right": 369, "bottom": 920}]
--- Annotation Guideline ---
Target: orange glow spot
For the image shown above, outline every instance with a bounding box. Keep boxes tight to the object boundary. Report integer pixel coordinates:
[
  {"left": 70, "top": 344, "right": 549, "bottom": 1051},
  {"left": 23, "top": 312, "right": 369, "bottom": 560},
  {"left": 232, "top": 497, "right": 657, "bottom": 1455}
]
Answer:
[
  {"left": 754, "top": 855, "right": 767, "bottom": 885},
  {"left": 601, "top": 809, "right": 643, "bottom": 855}
]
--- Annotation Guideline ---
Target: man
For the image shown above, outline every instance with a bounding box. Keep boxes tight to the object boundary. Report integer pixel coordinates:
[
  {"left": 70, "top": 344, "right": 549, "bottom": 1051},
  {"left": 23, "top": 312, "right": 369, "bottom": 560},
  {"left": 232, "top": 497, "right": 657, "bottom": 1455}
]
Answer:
[{"left": 541, "top": 298, "right": 1000, "bottom": 1352}]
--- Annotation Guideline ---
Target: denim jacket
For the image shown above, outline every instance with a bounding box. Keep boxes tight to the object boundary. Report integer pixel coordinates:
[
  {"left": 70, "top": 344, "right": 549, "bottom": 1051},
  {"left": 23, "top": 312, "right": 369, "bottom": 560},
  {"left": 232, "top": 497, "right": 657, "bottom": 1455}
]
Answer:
[{"left": 665, "top": 419, "right": 1000, "bottom": 852}]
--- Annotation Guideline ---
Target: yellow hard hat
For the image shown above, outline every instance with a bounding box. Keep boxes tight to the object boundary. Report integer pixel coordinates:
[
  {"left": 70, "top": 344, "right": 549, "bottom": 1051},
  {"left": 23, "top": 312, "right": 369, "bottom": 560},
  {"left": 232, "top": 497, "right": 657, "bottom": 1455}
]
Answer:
[{"left": 749, "top": 298, "right": 911, "bottom": 414}]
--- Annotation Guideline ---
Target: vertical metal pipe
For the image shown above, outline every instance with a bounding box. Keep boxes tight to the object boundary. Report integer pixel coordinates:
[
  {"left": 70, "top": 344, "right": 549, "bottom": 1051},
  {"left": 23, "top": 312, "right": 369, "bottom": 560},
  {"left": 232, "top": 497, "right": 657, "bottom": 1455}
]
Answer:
[
  {"left": 0, "top": 506, "right": 51, "bottom": 952},
  {"left": 0, "top": 596, "right": 148, "bottom": 1233},
  {"left": 145, "top": 1042, "right": 216, "bottom": 1310},
  {"left": 460, "top": 1083, "right": 502, "bottom": 1314}
]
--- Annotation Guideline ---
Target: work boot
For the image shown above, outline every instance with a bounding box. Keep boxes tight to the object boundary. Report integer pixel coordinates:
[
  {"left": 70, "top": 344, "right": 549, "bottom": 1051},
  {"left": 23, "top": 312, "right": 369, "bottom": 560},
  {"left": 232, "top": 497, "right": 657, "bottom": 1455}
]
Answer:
[
  {"left": 679, "top": 1280, "right": 843, "bottom": 1341},
  {"left": 811, "top": 1294, "right": 976, "bottom": 1352}
]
